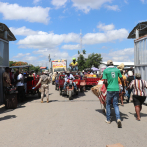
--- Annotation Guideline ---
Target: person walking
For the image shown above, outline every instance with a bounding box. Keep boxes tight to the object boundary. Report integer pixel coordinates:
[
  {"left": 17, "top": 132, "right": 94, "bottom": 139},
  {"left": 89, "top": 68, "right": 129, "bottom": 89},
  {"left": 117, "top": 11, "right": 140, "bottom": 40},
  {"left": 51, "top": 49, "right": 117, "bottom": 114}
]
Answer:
[
  {"left": 103, "top": 60, "right": 124, "bottom": 128},
  {"left": 118, "top": 70, "right": 127, "bottom": 106},
  {"left": 16, "top": 70, "right": 25, "bottom": 102},
  {"left": 126, "top": 71, "right": 134, "bottom": 103},
  {"left": 126, "top": 73, "right": 147, "bottom": 121},
  {"left": 33, "top": 71, "right": 51, "bottom": 103}
]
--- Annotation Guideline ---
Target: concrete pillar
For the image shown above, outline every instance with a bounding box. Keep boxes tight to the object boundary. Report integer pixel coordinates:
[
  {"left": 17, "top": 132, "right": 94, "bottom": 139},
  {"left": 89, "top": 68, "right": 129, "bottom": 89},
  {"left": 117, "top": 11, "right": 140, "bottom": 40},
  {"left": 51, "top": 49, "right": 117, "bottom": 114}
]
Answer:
[
  {"left": 4, "top": 31, "right": 8, "bottom": 40},
  {"left": 136, "top": 29, "right": 139, "bottom": 39}
]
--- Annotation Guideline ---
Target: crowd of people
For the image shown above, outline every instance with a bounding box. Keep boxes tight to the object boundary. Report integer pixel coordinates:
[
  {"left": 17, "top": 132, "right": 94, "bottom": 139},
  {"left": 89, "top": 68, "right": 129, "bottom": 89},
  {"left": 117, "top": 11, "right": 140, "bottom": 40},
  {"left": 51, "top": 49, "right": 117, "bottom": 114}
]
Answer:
[
  {"left": 3, "top": 67, "right": 39, "bottom": 102},
  {"left": 102, "top": 60, "right": 147, "bottom": 128},
  {"left": 2, "top": 59, "right": 147, "bottom": 128}
]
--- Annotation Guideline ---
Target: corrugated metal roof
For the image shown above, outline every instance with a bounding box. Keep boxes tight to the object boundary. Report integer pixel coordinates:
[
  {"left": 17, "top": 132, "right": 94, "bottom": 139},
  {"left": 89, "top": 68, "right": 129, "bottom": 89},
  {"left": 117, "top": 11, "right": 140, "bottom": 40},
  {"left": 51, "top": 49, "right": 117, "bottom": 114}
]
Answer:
[
  {"left": 128, "top": 21, "right": 147, "bottom": 39},
  {"left": 0, "top": 23, "right": 16, "bottom": 41},
  {"left": 102, "top": 62, "right": 134, "bottom": 66}
]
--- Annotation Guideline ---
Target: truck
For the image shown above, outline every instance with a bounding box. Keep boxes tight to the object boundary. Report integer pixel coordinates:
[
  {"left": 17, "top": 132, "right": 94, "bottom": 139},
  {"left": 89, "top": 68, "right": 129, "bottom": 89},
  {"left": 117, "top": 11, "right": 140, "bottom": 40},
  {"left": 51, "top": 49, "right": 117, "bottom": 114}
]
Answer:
[
  {"left": 51, "top": 60, "right": 67, "bottom": 85},
  {"left": 51, "top": 60, "right": 67, "bottom": 73}
]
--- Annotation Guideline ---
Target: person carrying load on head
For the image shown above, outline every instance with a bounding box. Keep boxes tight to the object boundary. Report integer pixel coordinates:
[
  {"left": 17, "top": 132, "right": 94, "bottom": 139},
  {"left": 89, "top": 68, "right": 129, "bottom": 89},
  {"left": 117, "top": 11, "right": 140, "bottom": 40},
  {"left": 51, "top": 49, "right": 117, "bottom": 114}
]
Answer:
[
  {"left": 69, "top": 58, "right": 78, "bottom": 71},
  {"left": 33, "top": 71, "right": 51, "bottom": 103}
]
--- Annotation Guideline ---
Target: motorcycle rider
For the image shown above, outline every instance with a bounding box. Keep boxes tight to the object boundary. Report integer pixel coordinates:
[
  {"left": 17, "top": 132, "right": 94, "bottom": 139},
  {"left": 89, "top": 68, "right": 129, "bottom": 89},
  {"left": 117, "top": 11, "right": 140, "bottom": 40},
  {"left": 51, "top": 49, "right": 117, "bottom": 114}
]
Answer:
[
  {"left": 69, "top": 58, "right": 78, "bottom": 71},
  {"left": 63, "top": 71, "right": 77, "bottom": 90}
]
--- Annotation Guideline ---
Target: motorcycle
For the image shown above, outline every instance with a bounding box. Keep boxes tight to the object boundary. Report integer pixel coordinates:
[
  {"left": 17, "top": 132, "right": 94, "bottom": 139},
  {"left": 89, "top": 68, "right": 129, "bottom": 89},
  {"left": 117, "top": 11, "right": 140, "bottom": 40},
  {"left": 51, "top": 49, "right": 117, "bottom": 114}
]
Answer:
[{"left": 64, "top": 78, "right": 78, "bottom": 100}]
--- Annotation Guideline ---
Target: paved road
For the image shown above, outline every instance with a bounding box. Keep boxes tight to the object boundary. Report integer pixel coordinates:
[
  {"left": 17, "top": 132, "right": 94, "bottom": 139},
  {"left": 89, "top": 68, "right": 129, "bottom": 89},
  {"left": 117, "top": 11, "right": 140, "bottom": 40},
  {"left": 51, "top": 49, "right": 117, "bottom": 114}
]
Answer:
[{"left": 0, "top": 84, "right": 147, "bottom": 147}]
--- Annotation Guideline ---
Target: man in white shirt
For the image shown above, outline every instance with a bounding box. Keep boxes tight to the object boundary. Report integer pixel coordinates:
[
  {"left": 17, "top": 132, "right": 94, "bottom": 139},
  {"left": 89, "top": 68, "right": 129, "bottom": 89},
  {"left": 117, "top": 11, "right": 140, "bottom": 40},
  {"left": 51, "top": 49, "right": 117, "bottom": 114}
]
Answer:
[
  {"left": 63, "top": 71, "right": 77, "bottom": 90},
  {"left": 16, "top": 71, "right": 25, "bottom": 102}
]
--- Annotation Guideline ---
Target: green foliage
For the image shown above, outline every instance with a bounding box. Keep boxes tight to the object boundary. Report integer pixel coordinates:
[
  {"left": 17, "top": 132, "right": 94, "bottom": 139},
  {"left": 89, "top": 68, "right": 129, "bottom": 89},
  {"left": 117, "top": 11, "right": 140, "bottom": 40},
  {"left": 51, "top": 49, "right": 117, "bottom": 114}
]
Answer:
[
  {"left": 9, "top": 61, "right": 41, "bottom": 74},
  {"left": 77, "top": 53, "right": 86, "bottom": 71},
  {"left": 9, "top": 61, "right": 28, "bottom": 66},
  {"left": 83, "top": 49, "right": 86, "bottom": 54},
  {"left": 85, "top": 53, "right": 102, "bottom": 68},
  {"left": 77, "top": 50, "right": 102, "bottom": 70}
]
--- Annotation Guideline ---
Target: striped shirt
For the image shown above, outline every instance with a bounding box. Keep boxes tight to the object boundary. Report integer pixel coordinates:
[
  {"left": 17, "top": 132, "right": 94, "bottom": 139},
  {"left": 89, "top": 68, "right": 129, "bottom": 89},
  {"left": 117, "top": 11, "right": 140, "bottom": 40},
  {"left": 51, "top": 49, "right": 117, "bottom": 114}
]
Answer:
[{"left": 128, "top": 79, "right": 147, "bottom": 96}]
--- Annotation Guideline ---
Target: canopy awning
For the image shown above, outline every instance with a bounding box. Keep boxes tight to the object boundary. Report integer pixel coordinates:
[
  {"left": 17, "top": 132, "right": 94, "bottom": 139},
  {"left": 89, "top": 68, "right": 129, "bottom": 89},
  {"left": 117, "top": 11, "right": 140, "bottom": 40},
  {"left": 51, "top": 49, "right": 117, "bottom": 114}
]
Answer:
[{"left": 128, "top": 21, "right": 147, "bottom": 39}]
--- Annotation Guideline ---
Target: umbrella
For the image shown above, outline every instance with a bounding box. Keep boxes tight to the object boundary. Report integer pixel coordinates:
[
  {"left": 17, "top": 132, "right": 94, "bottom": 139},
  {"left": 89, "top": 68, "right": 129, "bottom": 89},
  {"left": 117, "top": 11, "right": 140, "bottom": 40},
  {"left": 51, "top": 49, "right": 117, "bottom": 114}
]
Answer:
[{"left": 91, "top": 67, "right": 99, "bottom": 71}]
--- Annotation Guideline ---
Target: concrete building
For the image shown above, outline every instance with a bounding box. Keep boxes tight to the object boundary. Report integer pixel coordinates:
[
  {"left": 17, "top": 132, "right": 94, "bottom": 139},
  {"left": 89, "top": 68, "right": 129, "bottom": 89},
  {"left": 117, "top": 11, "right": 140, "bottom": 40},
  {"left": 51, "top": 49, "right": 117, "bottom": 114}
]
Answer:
[{"left": 0, "top": 23, "right": 16, "bottom": 104}]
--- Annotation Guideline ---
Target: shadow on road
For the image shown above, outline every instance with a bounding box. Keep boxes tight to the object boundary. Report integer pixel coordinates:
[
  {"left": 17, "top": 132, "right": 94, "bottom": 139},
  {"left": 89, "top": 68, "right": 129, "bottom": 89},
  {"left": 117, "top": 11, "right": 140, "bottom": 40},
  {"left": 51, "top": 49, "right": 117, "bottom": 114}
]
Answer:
[
  {"left": 96, "top": 108, "right": 129, "bottom": 122},
  {"left": 0, "top": 105, "right": 25, "bottom": 115},
  {"left": 73, "top": 92, "right": 86, "bottom": 100},
  {"left": 129, "top": 112, "right": 147, "bottom": 118},
  {"left": 0, "top": 115, "right": 17, "bottom": 121},
  {"left": 49, "top": 100, "right": 58, "bottom": 103}
]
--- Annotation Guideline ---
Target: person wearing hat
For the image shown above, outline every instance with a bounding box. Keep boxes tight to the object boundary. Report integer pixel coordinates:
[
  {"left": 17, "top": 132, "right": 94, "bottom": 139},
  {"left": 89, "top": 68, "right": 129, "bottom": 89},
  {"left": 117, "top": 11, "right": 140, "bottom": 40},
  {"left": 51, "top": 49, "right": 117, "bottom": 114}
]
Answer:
[
  {"left": 103, "top": 60, "right": 124, "bottom": 128},
  {"left": 63, "top": 71, "right": 77, "bottom": 90},
  {"left": 127, "top": 73, "right": 147, "bottom": 121},
  {"left": 33, "top": 71, "right": 51, "bottom": 103},
  {"left": 118, "top": 70, "right": 127, "bottom": 106},
  {"left": 69, "top": 58, "right": 78, "bottom": 71},
  {"left": 126, "top": 71, "right": 135, "bottom": 103}
]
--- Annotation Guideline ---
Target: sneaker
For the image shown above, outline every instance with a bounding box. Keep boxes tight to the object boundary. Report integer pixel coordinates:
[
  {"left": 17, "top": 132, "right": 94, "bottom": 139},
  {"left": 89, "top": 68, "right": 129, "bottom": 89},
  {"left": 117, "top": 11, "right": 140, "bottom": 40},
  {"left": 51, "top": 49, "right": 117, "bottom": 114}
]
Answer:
[
  {"left": 117, "top": 119, "right": 122, "bottom": 128},
  {"left": 105, "top": 120, "right": 111, "bottom": 124}
]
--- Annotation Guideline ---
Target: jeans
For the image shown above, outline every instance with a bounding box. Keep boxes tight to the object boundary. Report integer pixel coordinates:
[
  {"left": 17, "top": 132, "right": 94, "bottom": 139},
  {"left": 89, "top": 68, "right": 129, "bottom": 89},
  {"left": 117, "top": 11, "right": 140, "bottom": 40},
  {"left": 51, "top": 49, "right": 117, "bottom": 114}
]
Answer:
[
  {"left": 127, "top": 89, "right": 133, "bottom": 102},
  {"left": 63, "top": 81, "right": 77, "bottom": 90},
  {"left": 106, "top": 91, "right": 120, "bottom": 121},
  {"left": 71, "top": 66, "right": 78, "bottom": 71}
]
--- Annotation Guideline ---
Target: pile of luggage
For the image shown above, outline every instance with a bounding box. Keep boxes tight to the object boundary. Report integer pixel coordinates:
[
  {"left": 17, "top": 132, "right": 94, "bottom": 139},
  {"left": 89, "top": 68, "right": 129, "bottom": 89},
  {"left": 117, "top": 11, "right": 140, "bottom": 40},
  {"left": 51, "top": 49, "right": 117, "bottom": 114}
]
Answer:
[{"left": 91, "top": 81, "right": 107, "bottom": 106}]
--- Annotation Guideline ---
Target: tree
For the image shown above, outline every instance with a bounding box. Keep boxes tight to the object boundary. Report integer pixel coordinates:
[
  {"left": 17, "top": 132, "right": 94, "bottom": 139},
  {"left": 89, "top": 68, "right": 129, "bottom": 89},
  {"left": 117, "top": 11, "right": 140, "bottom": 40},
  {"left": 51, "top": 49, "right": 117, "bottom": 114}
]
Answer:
[
  {"left": 9, "top": 61, "right": 28, "bottom": 66},
  {"left": 77, "top": 54, "right": 85, "bottom": 71},
  {"left": 85, "top": 53, "right": 102, "bottom": 68},
  {"left": 77, "top": 49, "right": 86, "bottom": 71},
  {"left": 83, "top": 49, "right": 86, "bottom": 54}
]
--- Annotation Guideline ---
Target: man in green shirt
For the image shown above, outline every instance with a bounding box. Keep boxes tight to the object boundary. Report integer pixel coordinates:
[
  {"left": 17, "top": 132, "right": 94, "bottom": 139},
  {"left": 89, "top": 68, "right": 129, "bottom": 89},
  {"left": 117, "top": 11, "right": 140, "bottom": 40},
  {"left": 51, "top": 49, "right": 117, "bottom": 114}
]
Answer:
[{"left": 103, "top": 60, "right": 124, "bottom": 128}]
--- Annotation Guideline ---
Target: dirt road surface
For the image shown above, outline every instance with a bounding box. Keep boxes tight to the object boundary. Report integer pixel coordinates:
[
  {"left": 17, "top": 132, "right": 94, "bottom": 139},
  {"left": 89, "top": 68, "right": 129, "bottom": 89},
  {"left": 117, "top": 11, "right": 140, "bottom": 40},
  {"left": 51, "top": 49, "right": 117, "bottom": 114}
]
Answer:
[{"left": 0, "top": 84, "right": 147, "bottom": 147}]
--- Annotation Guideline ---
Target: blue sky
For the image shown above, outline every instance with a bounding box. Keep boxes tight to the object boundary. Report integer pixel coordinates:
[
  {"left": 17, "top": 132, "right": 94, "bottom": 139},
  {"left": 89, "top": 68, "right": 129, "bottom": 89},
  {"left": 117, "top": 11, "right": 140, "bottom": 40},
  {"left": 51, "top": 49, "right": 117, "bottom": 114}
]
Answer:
[{"left": 0, "top": 0, "right": 146, "bottom": 67}]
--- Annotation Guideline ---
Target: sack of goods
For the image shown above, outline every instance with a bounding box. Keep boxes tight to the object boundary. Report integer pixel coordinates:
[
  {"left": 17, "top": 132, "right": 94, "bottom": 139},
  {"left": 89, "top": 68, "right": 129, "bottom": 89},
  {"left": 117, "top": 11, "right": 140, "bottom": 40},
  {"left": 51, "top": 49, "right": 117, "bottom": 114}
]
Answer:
[
  {"left": 52, "top": 73, "right": 56, "bottom": 81},
  {"left": 84, "top": 74, "right": 97, "bottom": 78},
  {"left": 91, "top": 81, "right": 107, "bottom": 105}
]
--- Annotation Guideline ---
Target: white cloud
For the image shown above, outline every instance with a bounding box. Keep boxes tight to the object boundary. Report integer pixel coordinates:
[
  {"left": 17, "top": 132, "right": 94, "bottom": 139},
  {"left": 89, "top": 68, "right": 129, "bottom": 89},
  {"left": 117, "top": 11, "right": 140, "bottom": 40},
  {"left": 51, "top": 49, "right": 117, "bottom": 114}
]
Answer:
[
  {"left": 0, "top": 2, "right": 50, "bottom": 24},
  {"left": 102, "top": 48, "right": 134, "bottom": 62},
  {"left": 51, "top": 0, "right": 68, "bottom": 8},
  {"left": 33, "top": 0, "right": 41, "bottom": 4},
  {"left": 97, "top": 22, "right": 115, "bottom": 31},
  {"left": 124, "top": 0, "right": 128, "bottom": 4},
  {"left": 18, "top": 32, "right": 80, "bottom": 49},
  {"left": 16, "top": 25, "right": 128, "bottom": 48},
  {"left": 61, "top": 44, "right": 81, "bottom": 50},
  {"left": 13, "top": 53, "right": 31, "bottom": 58},
  {"left": 140, "top": 0, "right": 145, "bottom": 3},
  {"left": 83, "top": 28, "right": 129, "bottom": 45},
  {"left": 9, "top": 26, "right": 39, "bottom": 36},
  {"left": 72, "top": 0, "right": 112, "bottom": 13},
  {"left": 105, "top": 5, "right": 120, "bottom": 11}
]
